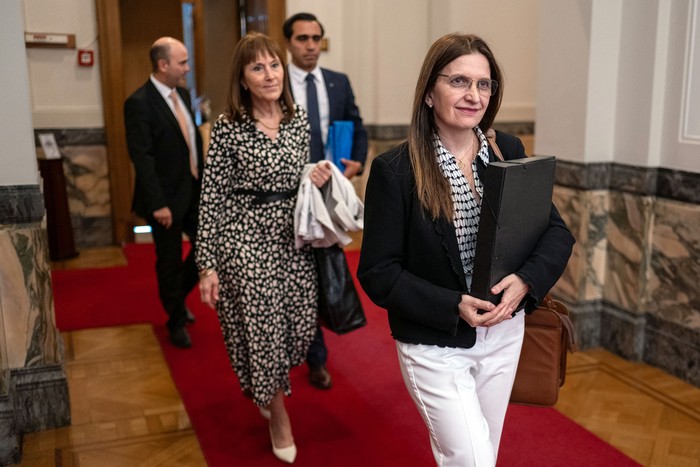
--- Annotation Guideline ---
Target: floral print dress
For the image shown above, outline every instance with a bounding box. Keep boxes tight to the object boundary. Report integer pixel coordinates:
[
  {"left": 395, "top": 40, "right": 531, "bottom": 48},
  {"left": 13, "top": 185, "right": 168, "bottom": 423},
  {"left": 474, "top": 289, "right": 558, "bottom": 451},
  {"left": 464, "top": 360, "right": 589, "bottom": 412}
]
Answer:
[{"left": 196, "top": 105, "right": 317, "bottom": 407}]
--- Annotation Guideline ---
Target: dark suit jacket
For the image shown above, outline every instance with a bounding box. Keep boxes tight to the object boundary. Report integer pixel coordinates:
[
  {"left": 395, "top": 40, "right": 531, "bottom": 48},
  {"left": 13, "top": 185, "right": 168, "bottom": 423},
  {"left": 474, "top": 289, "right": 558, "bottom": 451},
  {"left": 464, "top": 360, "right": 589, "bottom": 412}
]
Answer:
[
  {"left": 357, "top": 131, "right": 575, "bottom": 349},
  {"left": 320, "top": 68, "right": 368, "bottom": 166},
  {"left": 124, "top": 80, "right": 204, "bottom": 221},
  {"left": 290, "top": 67, "right": 369, "bottom": 167}
]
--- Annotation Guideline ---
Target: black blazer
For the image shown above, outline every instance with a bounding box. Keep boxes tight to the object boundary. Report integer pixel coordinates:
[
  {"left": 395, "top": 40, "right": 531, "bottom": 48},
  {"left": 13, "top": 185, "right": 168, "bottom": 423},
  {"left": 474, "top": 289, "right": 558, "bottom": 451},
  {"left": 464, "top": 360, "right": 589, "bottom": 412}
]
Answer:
[
  {"left": 357, "top": 131, "right": 575, "bottom": 349},
  {"left": 124, "top": 80, "right": 204, "bottom": 221}
]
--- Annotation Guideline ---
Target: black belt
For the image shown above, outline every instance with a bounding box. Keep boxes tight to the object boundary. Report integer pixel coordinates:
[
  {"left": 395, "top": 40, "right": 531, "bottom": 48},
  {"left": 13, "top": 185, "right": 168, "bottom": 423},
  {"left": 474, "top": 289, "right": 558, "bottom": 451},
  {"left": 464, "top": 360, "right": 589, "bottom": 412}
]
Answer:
[{"left": 232, "top": 188, "right": 296, "bottom": 205}]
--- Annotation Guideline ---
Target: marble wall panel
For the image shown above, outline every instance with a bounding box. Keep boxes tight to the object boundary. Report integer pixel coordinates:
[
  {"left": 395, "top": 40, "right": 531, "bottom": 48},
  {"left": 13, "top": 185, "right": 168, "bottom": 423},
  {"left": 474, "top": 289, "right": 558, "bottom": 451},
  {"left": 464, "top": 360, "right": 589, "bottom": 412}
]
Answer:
[
  {"left": 0, "top": 301, "right": 7, "bottom": 395},
  {"left": 0, "top": 227, "right": 60, "bottom": 370},
  {"left": 60, "top": 145, "right": 113, "bottom": 248},
  {"left": 558, "top": 188, "right": 609, "bottom": 303},
  {"left": 657, "top": 168, "right": 700, "bottom": 204},
  {"left": 12, "top": 365, "right": 70, "bottom": 432},
  {"left": 0, "top": 389, "right": 20, "bottom": 465},
  {"left": 600, "top": 304, "right": 646, "bottom": 360},
  {"left": 0, "top": 186, "right": 44, "bottom": 225},
  {"left": 61, "top": 146, "right": 111, "bottom": 218},
  {"left": 644, "top": 314, "right": 700, "bottom": 386},
  {"left": 582, "top": 191, "right": 609, "bottom": 302},
  {"left": 646, "top": 199, "right": 700, "bottom": 330},
  {"left": 551, "top": 186, "right": 580, "bottom": 301},
  {"left": 35, "top": 128, "right": 113, "bottom": 249},
  {"left": 567, "top": 300, "right": 601, "bottom": 350},
  {"left": 604, "top": 192, "right": 652, "bottom": 313},
  {"left": 0, "top": 247, "right": 8, "bottom": 396}
]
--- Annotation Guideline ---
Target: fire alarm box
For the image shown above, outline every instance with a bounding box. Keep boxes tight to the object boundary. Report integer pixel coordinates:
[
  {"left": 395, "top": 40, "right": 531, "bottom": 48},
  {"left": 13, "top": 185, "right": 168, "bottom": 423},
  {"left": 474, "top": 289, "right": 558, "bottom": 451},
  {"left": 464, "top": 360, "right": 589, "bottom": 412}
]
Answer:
[{"left": 78, "top": 49, "right": 94, "bottom": 67}]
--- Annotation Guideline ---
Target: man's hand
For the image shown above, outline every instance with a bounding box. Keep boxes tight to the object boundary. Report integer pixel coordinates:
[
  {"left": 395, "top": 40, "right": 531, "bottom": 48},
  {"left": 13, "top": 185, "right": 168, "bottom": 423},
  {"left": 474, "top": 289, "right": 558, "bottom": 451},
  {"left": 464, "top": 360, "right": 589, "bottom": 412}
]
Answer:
[
  {"left": 341, "top": 158, "right": 362, "bottom": 179},
  {"left": 153, "top": 207, "right": 173, "bottom": 229}
]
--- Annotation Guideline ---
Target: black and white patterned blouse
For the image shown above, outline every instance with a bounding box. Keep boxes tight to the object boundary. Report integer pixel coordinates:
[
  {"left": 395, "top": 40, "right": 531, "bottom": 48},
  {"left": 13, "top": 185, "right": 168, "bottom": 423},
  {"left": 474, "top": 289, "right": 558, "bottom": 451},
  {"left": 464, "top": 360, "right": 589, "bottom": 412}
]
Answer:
[{"left": 434, "top": 126, "right": 490, "bottom": 278}]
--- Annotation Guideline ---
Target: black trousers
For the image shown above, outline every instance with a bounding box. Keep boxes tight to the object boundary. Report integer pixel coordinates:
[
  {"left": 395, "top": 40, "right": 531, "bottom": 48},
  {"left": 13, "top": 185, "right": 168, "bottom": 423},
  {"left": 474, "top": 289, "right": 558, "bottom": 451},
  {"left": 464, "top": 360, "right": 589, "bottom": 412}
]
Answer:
[{"left": 149, "top": 202, "right": 199, "bottom": 331}]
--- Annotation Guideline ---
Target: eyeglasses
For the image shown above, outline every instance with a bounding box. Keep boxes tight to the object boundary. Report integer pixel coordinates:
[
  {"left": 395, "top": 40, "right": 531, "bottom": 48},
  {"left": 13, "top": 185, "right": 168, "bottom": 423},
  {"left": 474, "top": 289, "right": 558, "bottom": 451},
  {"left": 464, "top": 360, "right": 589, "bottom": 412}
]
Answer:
[{"left": 436, "top": 74, "right": 498, "bottom": 96}]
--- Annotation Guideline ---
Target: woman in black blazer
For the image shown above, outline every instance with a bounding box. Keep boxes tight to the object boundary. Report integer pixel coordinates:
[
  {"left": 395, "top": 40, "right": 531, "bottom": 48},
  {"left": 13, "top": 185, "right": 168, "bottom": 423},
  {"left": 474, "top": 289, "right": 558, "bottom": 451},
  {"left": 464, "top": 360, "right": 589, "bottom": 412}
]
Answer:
[{"left": 358, "top": 34, "right": 574, "bottom": 466}]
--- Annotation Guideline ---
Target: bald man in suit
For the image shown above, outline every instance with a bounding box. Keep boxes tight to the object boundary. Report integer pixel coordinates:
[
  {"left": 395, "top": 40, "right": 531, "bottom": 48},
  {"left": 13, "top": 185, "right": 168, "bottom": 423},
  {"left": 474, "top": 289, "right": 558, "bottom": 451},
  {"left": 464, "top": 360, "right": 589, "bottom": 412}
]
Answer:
[{"left": 124, "top": 37, "right": 204, "bottom": 348}]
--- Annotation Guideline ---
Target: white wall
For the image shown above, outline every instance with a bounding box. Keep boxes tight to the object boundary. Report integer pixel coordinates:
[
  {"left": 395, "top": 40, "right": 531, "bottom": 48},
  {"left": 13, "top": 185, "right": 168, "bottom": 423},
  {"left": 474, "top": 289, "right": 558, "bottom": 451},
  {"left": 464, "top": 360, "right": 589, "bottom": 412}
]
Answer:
[
  {"left": 662, "top": 0, "right": 700, "bottom": 170},
  {"left": 1, "top": 0, "right": 39, "bottom": 186},
  {"left": 286, "top": 0, "right": 540, "bottom": 125},
  {"left": 23, "top": 0, "right": 103, "bottom": 128},
  {"left": 429, "top": 0, "right": 540, "bottom": 122},
  {"left": 17, "top": 0, "right": 699, "bottom": 171},
  {"left": 535, "top": 0, "right": 592, "bottom": 161},
  {"left": 22, "top": 0, "right": 539, "bottom": 130},
  {"left": 360, "top": 0, "right": 430, "bottom": 125},
  {"left": 536, "top": 0, "right": 699, "bottom": 171}
]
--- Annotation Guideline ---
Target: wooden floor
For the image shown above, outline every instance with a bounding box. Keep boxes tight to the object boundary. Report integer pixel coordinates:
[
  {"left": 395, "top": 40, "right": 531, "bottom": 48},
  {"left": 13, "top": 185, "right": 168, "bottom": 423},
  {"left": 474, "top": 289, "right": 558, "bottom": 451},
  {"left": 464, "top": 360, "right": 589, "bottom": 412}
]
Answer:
[{"left": 23, "top": 245, "right": 700, "bottom": 466}]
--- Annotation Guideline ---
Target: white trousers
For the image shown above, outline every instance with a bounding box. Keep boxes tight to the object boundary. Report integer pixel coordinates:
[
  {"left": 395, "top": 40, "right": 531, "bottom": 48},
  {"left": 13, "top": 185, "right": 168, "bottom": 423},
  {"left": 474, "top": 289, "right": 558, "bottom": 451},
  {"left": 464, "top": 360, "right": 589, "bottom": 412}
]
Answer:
[{"left": 396, "top": 312, "right": 525, "bottom": 467}]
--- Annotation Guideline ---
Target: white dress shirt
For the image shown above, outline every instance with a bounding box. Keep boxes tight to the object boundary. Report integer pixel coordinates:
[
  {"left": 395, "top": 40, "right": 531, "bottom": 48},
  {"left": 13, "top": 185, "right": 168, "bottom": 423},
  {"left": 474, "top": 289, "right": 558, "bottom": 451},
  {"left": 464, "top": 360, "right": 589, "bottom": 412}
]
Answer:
[{"left": 288, "top": 63, "right": 330, "bottom": 147}]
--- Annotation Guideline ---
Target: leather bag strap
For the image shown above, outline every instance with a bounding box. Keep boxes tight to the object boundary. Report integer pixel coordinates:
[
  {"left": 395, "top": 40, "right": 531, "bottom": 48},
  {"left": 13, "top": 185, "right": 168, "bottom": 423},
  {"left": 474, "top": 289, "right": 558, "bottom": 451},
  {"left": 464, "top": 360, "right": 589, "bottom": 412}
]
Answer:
[
  {"left": 485, "top": 128, "right": 505, "bottom": 162},
  {"left": 542, "top": 294, "right": 578, "bottom": 353},
  {"left": 558, "top": 314, "right": 578, "bottom": 353}
]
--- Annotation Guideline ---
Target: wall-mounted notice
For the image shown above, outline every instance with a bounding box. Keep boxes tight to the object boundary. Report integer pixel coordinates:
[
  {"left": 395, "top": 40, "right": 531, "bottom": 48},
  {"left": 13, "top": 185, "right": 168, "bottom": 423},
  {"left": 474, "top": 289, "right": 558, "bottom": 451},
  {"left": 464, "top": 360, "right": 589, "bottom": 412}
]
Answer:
[{"left": 38, "top": 133, "right": 61, "bottom": 160}]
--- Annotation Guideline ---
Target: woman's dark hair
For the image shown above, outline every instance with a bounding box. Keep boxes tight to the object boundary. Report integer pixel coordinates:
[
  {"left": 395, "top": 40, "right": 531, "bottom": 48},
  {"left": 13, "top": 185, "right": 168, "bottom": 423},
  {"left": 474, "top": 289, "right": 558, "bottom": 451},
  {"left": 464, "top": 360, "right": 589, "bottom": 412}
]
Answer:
[
  {"left": 409, "top": 33, "right": 504, "bottom": 220},
  {"left": 222, "top": 32, "right": 295, "bottom": 123}
]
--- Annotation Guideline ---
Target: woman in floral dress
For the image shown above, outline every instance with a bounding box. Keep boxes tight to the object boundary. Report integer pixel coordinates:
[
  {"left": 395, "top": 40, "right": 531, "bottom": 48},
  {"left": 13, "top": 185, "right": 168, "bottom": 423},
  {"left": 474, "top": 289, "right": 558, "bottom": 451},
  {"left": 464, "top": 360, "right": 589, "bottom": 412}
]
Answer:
[{"left": 196, "top": 32, "right": 331, "bottom": 464}]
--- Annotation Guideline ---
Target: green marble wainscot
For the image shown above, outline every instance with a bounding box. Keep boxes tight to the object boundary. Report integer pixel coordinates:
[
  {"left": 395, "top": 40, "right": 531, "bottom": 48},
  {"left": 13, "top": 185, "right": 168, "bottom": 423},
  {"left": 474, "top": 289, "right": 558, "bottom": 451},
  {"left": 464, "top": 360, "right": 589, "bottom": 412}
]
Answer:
[
  {"left": 644, "top": 199, "right": 700, "bottom": 385},
  {"left": 646, "top": 199, "right": 700, "bottom": 329},
  {"left": 0, "top": 301, "right": 21, "bottom": 465},
  {"left": 604, "top": 192, "right": 654, "bottom": 313},
  {"left": 553, "top": 187, "right": 610, "bottom": 348},
  {"left": 61, "top": 145, "right": 113, "bottom": 248},
  {"left": 0, "top": 226, "right": 70, "bottom": 433}
]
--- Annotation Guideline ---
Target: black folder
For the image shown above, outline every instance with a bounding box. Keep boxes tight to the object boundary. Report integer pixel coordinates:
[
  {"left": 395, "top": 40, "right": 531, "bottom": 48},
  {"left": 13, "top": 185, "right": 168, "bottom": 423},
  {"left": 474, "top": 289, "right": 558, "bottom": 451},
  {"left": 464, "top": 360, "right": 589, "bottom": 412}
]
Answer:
[{"left": 471, "top": 156, "right": 556, "bottom": 305}]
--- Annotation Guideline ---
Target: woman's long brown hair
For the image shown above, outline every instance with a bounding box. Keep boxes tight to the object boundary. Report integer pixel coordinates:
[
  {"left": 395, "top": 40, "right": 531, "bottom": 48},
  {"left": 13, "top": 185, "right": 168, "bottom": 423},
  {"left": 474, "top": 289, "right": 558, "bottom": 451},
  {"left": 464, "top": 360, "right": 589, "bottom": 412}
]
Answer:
[{"left": 408, "top": 33, "right": 503, "bottom": 220}]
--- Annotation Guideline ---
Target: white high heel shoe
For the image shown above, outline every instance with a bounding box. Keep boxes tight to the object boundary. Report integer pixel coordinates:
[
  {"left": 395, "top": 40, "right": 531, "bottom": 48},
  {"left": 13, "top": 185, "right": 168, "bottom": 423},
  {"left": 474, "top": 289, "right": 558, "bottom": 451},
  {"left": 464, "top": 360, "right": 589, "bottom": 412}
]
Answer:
[{"left": 269, "top": 425, "right": 297, "bottom": 463}]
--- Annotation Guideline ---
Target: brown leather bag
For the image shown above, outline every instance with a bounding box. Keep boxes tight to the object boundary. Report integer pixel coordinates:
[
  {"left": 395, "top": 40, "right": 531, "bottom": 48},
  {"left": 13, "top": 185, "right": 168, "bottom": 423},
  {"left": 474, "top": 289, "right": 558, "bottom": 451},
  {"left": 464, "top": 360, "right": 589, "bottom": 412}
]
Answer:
[
  {"left": 484, "top": 129, "right": 577, "bottom": 406},
  {"left": 510, "top": 294, "right": 577, "bottom": 406}
]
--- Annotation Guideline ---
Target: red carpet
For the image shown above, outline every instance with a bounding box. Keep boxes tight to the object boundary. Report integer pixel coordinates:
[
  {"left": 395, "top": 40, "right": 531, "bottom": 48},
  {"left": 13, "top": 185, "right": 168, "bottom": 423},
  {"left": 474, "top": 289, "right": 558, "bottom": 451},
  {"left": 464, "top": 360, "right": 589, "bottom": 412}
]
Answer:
[{"left": 52, "top": 243, "right": 640, "bottom": 466}]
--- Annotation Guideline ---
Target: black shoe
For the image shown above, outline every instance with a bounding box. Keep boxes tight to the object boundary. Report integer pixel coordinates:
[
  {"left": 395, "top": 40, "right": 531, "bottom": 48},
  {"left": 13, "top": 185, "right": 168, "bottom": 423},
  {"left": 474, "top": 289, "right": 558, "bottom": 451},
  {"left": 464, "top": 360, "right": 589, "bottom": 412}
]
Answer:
[
  {"left": 169, "top": 326, "right": 192, "bottom": 348},
  {"left": 185, "top": 307, "right": 196, "bottom": 324},
  {"left": 309, "top": 364, "right": 332, "bottom": 390}
]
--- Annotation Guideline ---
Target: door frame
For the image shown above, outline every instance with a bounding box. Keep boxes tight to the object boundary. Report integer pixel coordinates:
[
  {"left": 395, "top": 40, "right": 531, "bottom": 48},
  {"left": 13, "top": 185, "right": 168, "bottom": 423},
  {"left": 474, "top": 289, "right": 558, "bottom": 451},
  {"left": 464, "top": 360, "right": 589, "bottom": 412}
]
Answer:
[{"left": 95, "top": 0, "right": 132, "bottom": 244}]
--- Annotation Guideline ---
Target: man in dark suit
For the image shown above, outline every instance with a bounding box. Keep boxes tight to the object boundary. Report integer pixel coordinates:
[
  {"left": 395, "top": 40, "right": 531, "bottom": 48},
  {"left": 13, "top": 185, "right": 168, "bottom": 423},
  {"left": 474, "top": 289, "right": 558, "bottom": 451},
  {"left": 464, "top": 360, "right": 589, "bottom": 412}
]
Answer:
[
  {"left": 283, "top": 13, "right": 369, "bottom": 389},
  {"left": 124, "top": 37, "right": 203, "bottom": 348}
]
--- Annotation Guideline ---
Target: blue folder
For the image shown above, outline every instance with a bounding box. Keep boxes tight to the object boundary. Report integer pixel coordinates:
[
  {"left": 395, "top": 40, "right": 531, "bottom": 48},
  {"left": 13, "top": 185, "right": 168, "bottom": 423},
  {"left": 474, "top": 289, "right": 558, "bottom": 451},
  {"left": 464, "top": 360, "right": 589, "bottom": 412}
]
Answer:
[{"left": 325, "top": 121, "right": 354, "bottom": 171}]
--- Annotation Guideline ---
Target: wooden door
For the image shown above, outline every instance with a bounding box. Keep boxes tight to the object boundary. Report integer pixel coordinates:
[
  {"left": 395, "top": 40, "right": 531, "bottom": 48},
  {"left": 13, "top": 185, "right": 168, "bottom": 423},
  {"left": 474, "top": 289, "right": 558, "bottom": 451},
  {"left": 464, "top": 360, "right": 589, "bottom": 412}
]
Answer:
[{"left": 96, "top": 0, "right": 284, "bottom": 244}]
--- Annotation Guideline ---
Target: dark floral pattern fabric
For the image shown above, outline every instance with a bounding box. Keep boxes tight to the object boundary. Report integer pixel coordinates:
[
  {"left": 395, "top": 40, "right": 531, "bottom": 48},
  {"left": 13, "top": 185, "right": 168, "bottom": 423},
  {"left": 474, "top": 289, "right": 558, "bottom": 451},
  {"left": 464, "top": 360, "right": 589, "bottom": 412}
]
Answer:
[{"left": 196, "top": 106, "right": 317, "bottom": 407}]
